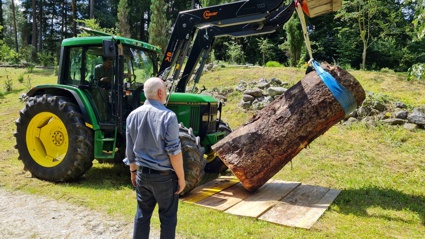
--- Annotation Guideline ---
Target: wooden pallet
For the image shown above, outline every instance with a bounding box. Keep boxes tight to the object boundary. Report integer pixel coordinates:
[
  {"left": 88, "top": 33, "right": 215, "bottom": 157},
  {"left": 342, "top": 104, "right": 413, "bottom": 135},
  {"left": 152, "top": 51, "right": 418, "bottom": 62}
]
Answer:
[{"left": 181, "top": 176, "right": 340, "bottom": 229}]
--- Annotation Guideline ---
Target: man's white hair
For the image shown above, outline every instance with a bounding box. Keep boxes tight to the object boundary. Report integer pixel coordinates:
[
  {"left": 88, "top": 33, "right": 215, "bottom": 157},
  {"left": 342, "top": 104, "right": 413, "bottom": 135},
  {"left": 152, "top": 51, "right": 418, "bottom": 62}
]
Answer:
[{"left": 144, "top": 77, "right": 165, "bottom": 99}]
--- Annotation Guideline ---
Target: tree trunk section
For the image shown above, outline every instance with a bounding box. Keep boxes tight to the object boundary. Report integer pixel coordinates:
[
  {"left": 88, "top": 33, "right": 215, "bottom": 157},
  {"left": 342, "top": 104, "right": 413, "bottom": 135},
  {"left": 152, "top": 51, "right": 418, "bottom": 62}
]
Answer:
[
  {"left": 0, "top": 0, "right": 3, "bottom": 41},
  {"left": 72, "top": 0, "right": 77, "bottom": 37},
  {"left": 32, "top": 0, "right": 37, "bottom": 49},
  {"left": 90, "top": 0, "right": 94, "bottom": 19},
  {"left": 38, "top": 0, "right": 43, "bottom": 51},
  {"left": 11, "top": 0, "right": 19, "bottom": 53},
  {"left": 212, "top": 63, "right": 366, "bottom": 192}
]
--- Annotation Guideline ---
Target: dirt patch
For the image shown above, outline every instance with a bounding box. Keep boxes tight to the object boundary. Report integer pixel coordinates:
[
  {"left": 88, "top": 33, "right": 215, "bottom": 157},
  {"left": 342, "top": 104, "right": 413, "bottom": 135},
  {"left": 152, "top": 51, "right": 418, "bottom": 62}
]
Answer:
[{"left": 0, "top": 188, "right": 162, "bottom": 239}]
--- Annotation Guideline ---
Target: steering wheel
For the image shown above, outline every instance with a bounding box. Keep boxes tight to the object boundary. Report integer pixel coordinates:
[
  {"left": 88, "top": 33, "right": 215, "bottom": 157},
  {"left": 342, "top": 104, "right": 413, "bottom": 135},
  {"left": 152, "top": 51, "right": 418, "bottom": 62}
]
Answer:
[
  {"left": 98, "top": 77, "right": 112, "bottom": 90},
  {"left": 127, "top": 74, "right": 137, "bottom": 84}
]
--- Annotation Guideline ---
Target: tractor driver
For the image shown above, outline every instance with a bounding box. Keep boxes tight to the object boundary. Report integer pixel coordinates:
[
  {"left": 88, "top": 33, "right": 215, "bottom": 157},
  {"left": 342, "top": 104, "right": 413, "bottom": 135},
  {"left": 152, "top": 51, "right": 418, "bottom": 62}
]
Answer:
[
  {"left": 95, "top": 56, "right": 114, "bottom": 89},
  {"left": 92, "top": 56, "right": 114, "bottom": 122}
]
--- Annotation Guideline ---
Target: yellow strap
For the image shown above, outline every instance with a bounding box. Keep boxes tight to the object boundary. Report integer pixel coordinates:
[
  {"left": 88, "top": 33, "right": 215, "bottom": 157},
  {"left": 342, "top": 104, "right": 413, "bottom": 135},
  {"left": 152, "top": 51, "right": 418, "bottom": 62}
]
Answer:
[{"left": 295, "top": 1, "right": 313, "bottom": 61}]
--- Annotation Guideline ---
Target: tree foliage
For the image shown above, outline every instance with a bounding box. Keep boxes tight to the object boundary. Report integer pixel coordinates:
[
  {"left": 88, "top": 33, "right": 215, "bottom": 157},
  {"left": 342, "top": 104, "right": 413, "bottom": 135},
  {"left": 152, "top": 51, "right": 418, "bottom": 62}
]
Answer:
[
  {"left": 257, "top": 38, "right": 275, "bottom": 66},
  {"left": 406, "top": 0, "right": 425, "bottom": 40},
  {"left": 148, "top": 0, "right": 170, "bottom": 54},
  {"left": 0, "top": 1, "right": 3, "bottom": 41},
  {"left": 280, "top": 14, "right": 304, "bottom": 67},
  {"left": 224, "top": 40, "right": 245, "bottom": 64},
  {"left": 117, "top": 0, "right": 130, "bottom": 37},
  {"left": 0, "top": 0, "right": 423, "bottom": 73}
]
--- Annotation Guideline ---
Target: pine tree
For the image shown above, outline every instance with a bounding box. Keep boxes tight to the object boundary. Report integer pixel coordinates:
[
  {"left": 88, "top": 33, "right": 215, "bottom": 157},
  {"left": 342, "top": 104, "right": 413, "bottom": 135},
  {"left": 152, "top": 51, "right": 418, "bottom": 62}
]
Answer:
[
  {"left": 280, "top": 15, "right": 304, "bottom": 67},
  {"left": 117, "top": 0, "right": 131, "bottom": 37},
  {"left": 148, "top": 0, "right": 170, "bottom": 54}
]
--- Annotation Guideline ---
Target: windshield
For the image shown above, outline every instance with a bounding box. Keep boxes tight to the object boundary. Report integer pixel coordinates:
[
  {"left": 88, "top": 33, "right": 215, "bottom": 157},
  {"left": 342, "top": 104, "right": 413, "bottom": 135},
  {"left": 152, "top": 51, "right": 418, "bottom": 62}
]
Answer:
[
  {"left": 63, "top": 44, "right": 158, "bottom": 88},
  {"left": 62, "top": 43, "right": 158, "bottom": 123},
  {"left": 123, "top": 46, "right": 158, "bottom": 89}
]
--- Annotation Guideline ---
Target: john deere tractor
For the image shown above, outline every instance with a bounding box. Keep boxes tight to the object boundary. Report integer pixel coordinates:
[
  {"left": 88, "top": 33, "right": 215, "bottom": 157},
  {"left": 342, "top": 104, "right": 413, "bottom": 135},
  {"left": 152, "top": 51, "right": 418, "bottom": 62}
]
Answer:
[{"left": 14, "top": 0, "right": 295, "bottom": 194}]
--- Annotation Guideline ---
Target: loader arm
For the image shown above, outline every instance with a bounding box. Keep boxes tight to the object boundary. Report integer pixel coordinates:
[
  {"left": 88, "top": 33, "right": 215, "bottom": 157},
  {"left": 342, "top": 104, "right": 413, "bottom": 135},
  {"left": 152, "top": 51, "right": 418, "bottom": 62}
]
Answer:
[
  {"left": 158, "top": 0, "right": 286, "bottom": 82},
  {"left": 175, "top": 2, "right": 296, "bottom": 92}
]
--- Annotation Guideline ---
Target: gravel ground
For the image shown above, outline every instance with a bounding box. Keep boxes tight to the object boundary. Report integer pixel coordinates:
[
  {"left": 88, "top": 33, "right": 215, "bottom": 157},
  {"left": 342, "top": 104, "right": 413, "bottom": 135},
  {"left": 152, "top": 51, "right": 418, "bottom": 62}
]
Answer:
[{"left": 0, "top": 188, "right": 162, "bottom": 239}]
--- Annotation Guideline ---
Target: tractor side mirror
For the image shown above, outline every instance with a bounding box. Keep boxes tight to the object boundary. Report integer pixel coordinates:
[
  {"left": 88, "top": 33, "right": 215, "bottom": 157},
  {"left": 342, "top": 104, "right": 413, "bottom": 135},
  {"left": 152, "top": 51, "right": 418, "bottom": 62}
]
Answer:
[{"left": 103, "top": 40, "right": 116, "bottom": 58}]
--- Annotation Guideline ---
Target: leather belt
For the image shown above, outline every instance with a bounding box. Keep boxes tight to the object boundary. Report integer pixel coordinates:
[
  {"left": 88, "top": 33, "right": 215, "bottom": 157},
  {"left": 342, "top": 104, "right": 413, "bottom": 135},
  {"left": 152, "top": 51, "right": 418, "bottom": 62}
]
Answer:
[{"left": 138, "top": 166, "right": 173, "bottom": 175}]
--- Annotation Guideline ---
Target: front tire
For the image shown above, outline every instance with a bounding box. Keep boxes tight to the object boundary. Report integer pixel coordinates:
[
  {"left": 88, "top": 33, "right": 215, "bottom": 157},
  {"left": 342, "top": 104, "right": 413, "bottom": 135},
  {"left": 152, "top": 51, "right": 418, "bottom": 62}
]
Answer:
[
  {"left": 179, "top": 123, "right": 205, "bottom": 195},
  {"left": 15, "top": 94, "right": 94, "bottom": 182}
]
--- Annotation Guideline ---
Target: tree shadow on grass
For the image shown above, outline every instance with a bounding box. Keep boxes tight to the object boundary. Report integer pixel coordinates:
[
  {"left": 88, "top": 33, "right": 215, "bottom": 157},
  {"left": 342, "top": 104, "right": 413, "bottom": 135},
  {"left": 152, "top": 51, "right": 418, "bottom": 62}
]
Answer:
[
  {"left": 71, "top": 162, "right": 133, "bottom": 190},
  {"left": 334, "top": 186, "right": 424, "bottom": 225},
  {"left": 70, "top": 163, "right": 229, "bottom": 193},
  {"left": 0, "top": 89, "right": 24, "bottom": 99}
]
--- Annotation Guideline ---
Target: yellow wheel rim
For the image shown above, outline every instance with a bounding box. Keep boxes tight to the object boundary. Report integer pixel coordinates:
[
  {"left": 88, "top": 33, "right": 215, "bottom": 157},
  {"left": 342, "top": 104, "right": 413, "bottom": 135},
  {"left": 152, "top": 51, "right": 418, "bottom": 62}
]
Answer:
[
  {"left": 26, "top": 112, "right": 69, "bottom": 167},
  {"left": 205, "top": 151, "right": 216, "bottom": 164}
]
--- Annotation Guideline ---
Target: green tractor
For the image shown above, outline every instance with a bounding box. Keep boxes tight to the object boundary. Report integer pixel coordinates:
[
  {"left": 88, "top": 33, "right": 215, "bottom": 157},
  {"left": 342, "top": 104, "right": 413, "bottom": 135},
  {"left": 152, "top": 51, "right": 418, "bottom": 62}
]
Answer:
[
  {"left": 14, "top": 36, "right": 229, "bottom": 194},
  {"left": 14, "top": 0, "right": 294, "bottom": 194}
]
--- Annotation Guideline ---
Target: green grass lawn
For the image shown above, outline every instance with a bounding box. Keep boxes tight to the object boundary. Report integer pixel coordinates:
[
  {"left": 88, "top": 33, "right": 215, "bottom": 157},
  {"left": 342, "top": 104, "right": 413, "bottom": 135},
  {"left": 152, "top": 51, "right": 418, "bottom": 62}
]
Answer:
[{"left": 0, "top": 66, "right": 424, "bottom": 238}]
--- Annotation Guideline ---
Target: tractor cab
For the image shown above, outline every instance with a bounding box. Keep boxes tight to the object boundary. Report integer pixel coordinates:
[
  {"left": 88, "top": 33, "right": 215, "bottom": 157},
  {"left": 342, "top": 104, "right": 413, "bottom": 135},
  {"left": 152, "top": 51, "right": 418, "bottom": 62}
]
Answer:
[{"left": 58, "top": 37, "right": 159, "bottom": 128}]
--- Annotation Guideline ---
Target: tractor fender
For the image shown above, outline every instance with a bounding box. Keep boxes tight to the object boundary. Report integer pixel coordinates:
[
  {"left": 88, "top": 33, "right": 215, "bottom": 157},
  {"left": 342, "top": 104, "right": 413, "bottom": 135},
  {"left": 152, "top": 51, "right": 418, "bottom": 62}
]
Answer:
[{"left": 26, "top": 86, "right": 99, "bottom": 129}]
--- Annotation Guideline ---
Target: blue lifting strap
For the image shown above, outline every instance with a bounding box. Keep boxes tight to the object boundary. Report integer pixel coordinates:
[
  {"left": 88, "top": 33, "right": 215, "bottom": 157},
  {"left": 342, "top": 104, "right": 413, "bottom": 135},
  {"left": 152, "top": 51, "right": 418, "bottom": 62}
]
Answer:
[{"left": 311, "top": 60, "right": 357, "bottom": 117}]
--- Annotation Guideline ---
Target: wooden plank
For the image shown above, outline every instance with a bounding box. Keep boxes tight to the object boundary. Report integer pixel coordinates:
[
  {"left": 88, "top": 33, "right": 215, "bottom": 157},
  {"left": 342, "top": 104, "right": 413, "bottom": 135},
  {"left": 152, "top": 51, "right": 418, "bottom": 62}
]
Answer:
[
  {"left": 295, "top": 189, "right": 341, "bottom": 229},
  {"left": 333, "top": 0, "right": 342, "bottom": 11},
  {"left": 305, "top": 0, "right": 341, "bottom": 9},
  {"left": 181, "top": 176, "right": 239, "bottom": 204},
  {"left": 305, "top": 0, "right": 341, "bottom": 17},
  {"left": 309, "top": 4, "right": 333, "bottom": 17},
  {"left": 226, "top": 180, "right": 301, "bottom": 218},
  {"left": 306, "top": 0, "right": 332, "bottom": 8},
  {"left": 195, "top": 183, "right": 251, "bottom": 211},
  {"left": 258, "top": 185, "right": 330, "bottom": 227}
]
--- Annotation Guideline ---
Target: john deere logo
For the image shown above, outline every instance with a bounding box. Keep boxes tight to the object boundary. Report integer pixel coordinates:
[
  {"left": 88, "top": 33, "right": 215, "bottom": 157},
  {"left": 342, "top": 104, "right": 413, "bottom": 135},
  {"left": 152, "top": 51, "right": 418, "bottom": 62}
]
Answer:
[{"left": 203, "top": 10, "right": 218, "bottom": 19}]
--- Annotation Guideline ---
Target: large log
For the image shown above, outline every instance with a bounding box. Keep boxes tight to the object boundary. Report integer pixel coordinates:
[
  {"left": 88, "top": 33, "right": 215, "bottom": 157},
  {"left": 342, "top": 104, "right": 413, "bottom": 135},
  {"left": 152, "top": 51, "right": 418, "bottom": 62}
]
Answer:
[{"left": 212, "top": 63, "right": 366, "bottom": 192}]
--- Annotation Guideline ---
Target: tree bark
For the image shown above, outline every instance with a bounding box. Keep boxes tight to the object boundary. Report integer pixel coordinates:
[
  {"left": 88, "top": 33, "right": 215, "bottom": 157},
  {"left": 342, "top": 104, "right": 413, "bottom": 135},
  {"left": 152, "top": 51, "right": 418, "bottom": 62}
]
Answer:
[
  {"left": 72, "top": 0, "right": 76, "bottom": 37},
  {"left": 38, "top": 0, "right": 43, "bottom": 51},
  {"left": 32, "top": 0, "right": 37, "bottom": 49},
  {"left": 212, "top": 63, "right": 366, "bottom": 192},
  {"left": 11, "top": 0, "right": 19, "bottom": 53},
  {"left": 0, "top": 0, "right": 4, "bottom": 41},
  {"left": 90, "top": 0, "right": 94, "bottom": 19}
]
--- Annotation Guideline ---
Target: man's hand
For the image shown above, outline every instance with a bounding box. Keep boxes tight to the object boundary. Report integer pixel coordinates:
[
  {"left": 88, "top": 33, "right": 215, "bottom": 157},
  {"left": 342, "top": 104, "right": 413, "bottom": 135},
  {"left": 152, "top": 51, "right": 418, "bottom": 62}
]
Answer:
[
  {"left": 100, "top": 77, "right": 110, "bottom": 82},
  {"left": 170, "top": 152, "right": 185, "bottom": 194},
  {"left": 131, "top": 172, "right": 137, "bottom": 187},
  {"left": 176, "top": 178, "right": 186, "bottom": 194}
]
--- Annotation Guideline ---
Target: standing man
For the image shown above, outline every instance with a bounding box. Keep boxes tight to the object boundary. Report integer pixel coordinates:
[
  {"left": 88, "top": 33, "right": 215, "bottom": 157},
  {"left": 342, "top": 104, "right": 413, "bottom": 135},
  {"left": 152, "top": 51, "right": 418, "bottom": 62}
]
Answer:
[{"left": 126, "top": 77, "right": 186, "bottom": 239}]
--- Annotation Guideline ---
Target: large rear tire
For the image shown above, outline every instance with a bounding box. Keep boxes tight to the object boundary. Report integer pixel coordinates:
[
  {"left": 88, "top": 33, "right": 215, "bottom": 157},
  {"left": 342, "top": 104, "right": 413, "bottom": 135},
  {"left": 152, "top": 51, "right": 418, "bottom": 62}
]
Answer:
[
  {"left": 14, "top": 94, "right": 94, "bottom": 182},
  {"left": 205, "top": 120, "right": 231, "bottom": 173},
  {"left": 179, "top": 123, "right": 205, "bottom": 196}
]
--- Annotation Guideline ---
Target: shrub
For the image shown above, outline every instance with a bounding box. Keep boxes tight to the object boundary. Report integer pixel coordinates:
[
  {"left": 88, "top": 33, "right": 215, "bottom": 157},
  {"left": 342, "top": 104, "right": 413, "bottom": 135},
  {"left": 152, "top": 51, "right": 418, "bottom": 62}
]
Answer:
[
  {"left": 20, "top": 45, "right": 37, "bottom": 64},
  {"left": 266, "top": 61, "right": 281, "bottom": 67},
  {"left": 0, "top": 44, "right": 10, "bottom": 63},
  {"left": 37, "top": 51, "right": 54, "bottom": 66},
  {"left": 18, "top": 74, "right": 24, "bottom": 83},
  {"left": 4, "top": 76, "right": 13, "bottom": 92},
  {"left": 25, "top": 75, "right": 32, "bottom": 90},
  {"left": 26, "top": 63, "right": 35, "bottom": 73},
  {"left": 407, "top": 63, "right": 424, "bottom": 81},
  {"left": 8, "top": 50, "right": 21, "bottom": 65},
  {"left": 380, "top": 67, "right": 395, "bottom": 73},
  {"left": 53, "top": 56, "right": 59, "bottom": 76}
]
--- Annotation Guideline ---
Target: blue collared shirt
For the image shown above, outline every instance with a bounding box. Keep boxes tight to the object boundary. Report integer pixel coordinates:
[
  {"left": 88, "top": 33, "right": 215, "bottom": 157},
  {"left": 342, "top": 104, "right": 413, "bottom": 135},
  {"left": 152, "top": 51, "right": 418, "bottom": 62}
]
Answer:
[{"left": 125, "top": 99, "right": 181, "bottom": 171}]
